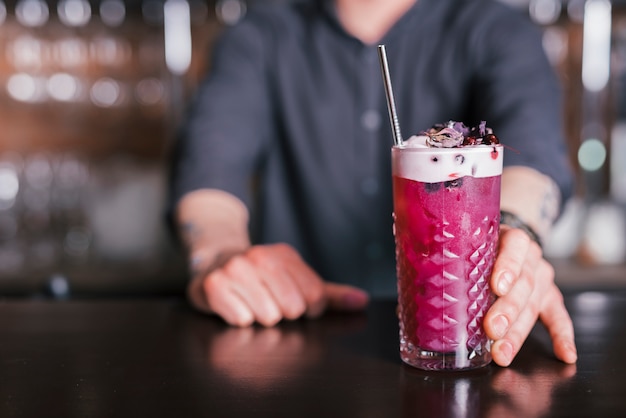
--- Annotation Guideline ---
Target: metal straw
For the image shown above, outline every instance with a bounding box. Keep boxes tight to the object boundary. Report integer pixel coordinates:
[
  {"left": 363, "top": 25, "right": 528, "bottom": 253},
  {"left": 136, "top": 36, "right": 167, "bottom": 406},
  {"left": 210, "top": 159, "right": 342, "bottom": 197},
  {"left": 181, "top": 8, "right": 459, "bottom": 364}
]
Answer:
[{"left": 377, "top": 45, "right": 403, "bottom": 146}]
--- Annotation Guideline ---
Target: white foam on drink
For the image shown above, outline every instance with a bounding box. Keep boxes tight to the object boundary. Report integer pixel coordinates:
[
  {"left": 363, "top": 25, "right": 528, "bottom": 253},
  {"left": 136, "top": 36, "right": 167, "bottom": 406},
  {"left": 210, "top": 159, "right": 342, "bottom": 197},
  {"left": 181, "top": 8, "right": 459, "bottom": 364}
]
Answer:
[{"left": 392, "top": 135, "right": 503, "bottom": 183}]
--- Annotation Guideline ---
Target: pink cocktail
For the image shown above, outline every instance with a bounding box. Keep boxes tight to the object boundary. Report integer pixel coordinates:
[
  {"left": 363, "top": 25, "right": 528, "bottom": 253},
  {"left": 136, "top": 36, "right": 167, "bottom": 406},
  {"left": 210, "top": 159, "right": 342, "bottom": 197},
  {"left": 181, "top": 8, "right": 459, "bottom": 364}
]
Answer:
[{"left": 392, "top": 124, "right": 503, "bottom": 370}]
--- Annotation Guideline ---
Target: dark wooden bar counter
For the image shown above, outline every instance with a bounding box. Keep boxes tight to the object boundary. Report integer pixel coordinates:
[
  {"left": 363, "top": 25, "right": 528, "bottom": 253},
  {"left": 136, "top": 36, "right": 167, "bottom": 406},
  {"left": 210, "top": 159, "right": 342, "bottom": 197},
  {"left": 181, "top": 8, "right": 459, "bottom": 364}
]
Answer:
[{"left": 0, "top": 287, "right": 624, "bottom": 417}]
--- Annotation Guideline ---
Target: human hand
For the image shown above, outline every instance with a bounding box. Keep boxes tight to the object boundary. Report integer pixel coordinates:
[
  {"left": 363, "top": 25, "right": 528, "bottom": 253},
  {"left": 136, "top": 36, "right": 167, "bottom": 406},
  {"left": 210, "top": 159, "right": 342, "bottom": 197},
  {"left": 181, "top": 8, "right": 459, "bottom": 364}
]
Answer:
[
  {"left": 488, "top": 363, "right": 577, "bottom": 417},
  {"left": 186, "top": 243, "right": 369, "bottom": 327},
  {"left": 208, "top": 327, "right": 312, "bottom": 389},
  {"left": 484, "top": 227, "right": 578, "bottom": 366}
]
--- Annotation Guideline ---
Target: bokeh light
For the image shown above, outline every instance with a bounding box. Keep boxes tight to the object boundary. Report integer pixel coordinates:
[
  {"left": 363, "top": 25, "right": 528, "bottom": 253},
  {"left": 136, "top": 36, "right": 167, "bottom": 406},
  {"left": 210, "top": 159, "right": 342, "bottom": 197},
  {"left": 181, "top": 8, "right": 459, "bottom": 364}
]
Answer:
[
  {"left": 100, "top": 0, "right": 125, "bottom": 27},
  {"left": 15, "top": 0, "right": 49, "bottom": 27},
  {"left": 578, "top": 138, "right": 607, "bottom": 171}
]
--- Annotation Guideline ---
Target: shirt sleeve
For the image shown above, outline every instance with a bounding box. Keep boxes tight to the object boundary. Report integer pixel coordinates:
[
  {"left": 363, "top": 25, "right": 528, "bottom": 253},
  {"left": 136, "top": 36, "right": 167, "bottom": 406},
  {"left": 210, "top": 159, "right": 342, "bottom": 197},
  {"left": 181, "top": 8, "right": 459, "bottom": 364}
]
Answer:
[
  {"left": 467, "top": 5, "right": 575, "bottom": 207},
  {"left": 168, "top": 10, "right": 273, "bottom": 212}
]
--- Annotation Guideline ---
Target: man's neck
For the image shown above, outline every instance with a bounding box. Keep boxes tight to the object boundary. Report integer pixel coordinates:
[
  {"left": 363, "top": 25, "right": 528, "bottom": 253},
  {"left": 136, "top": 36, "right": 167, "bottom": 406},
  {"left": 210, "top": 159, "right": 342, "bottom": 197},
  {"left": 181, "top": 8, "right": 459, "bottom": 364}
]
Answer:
[{"left": 335, "top": 0, "right": 417, "bottom": 44}]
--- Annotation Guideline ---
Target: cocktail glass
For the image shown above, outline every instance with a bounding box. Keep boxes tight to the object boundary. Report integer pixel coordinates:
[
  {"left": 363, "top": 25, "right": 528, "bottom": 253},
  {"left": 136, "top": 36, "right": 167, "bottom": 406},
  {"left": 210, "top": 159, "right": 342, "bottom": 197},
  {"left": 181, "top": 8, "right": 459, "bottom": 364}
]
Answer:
[{"left": 392, "top": 143, "right": 503, "bottom": 370}]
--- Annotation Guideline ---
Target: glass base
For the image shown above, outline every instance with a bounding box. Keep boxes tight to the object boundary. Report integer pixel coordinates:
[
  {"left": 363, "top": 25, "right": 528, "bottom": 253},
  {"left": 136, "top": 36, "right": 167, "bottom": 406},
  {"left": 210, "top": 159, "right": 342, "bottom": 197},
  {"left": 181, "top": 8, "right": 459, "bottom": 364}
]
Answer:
[{"left": 400, "top": 341, "right": 492, "bottom": 371}]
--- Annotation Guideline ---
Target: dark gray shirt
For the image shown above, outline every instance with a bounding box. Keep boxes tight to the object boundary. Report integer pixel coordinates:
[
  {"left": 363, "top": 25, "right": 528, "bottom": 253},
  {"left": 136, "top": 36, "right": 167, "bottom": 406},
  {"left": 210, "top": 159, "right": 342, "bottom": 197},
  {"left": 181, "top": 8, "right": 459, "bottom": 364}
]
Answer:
[{"left": 170, "top": 0, "right": 574, "bottom": 297}]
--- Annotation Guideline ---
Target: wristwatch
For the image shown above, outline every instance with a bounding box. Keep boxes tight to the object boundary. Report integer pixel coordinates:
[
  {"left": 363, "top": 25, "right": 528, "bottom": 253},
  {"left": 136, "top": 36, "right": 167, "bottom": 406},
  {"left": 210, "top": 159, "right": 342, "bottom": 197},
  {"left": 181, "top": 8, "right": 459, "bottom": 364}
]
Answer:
[{"left": 499, "top": 210, "right": 543, "bottom": 249}]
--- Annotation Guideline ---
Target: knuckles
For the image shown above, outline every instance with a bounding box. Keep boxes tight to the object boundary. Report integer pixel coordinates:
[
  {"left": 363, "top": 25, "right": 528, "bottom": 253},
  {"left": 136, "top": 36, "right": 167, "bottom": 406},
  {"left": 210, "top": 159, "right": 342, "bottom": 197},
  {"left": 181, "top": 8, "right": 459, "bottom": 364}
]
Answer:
[
  {"left": 220, "top": 254, "right": 248, "bottom": 276},
  {"left": 503, "top": 227, "right": 532, "bottom": 248},
  {"left": 197, "top": 242, "right": 325, "bottom": 326}
]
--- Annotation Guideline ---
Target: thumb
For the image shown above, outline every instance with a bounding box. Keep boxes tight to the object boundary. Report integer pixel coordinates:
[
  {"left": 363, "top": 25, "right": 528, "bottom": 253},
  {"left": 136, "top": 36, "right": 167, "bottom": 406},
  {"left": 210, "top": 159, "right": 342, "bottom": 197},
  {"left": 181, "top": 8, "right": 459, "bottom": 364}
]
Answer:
[{"left": 323, "top": 282, "right": 370, "bottom": 312}]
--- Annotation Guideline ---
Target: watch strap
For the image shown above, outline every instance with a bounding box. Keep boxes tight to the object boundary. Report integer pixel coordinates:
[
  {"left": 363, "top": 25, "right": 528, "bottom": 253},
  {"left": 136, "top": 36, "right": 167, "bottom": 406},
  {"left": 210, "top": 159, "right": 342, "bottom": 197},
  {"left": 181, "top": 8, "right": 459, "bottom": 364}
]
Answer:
[{"left": 499, "top": 210, "right": 543, "bottom": 249}]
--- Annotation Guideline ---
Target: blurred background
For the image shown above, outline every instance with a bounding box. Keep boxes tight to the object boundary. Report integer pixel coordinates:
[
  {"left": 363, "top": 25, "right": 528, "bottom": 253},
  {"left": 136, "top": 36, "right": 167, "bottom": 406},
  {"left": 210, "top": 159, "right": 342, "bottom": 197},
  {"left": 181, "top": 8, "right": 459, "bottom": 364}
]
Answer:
[{"left": 0, "top": 0, "right": 624, "bottom": 298}]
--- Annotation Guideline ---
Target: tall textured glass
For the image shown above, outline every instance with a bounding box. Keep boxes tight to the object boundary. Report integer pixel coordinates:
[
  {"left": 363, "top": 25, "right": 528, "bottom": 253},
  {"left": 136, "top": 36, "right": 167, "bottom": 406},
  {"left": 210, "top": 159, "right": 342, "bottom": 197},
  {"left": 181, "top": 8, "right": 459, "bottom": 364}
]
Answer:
[{"left": 392, "top": 137, "right": 503, "bottom": 371}]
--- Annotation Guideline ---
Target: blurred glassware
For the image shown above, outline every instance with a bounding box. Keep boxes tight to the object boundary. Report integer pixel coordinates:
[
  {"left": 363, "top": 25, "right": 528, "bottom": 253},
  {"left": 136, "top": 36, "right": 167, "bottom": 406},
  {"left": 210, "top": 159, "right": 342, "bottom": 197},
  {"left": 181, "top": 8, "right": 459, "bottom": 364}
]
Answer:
[
  {"left": 15, "top": 0, "right": 49, "bottom": 27},
  {"left": 545, "top": 198, "right": 585, "bottom": 259},
  {"left": 24, "top": 154, "right": 53, "bottom": 190},
  {"left": 578, "top": 138, "right": 607, "bottom": 172},
  {"left": 7, "top": 72, "right": 47, "bottom": 102},
  {"left": 56, "top": 155, "right": 89, "bottom": 190},
  {"left": 135, "top": 77, "right": 164, "bottom": 106},
  {"left": 29, "top": 238, "right": 57, "bottom": 269},
  {"left": 0, "top": 243, "right": 25, "bottom": 274},
  {"left": 52, "top": 155, "right": 89, "bottom": 213},
  {"left": 582, "top": 201, "right": 626, "bottom": 264},
  {"left": 46, "top": 273, "right": 71, "bottom": 298},
  {"left": 90, "top": 36, "right": 131, "bottom": 68},
  {"left": 542, "top": 26, "right": 568, "bottom": 67},
  {"left": 22, "top": 186, "right": 50, "bottom": 212},
  {"left": 138, "top": 38, "right": 164, "bottom": 71},
  {"left": 0, "top": 213, "right": 18, "bottom": 242},
  {"left": 0, "top": 163, "right": 20, "bottom": 211},
  {"left": 64, "top": 225, "right": 92, "bottom": 258},
  {"left": 215, "top": 0, "right": 246, "bottom": 26},
  {"left": 100, "top": 0, "right": 126, "bottom": 27},
  {"left": 87, "top": 160, "right": 168, "bottom": 261},
  {"left": 164, "top": 0, "right": 191, "bottom": 75},
  {"left": 529, "top": 0, "right": 562, "bottom": 26},
  {"left": 57, "top": 0, "right": 92, "bottom": 27},
  {"left": 582, "top": 0, "right": 612, "bottom": 93},
  {"left": 47, "top": 72, "right": 83, "bottom": 102},
  {"left": 567, "top": 0, "right": 585, "bottom": 23},
  {"left": 52, "top": 37, "right": 88, "bottom": 69},
  {"left": 23, "top": 208, "right": 51, "bottom": 234},
  {"left": 0, "top": 0, "right": 212, "bottom": 288},
  {"left": 90, "top": 77, "right": 125, "bottom": 107},
  {"left": 7, "top": 36, "right": 45, "bottom": 71},
  {"left": 611, "top": 123, "right": 626, "bottom": 204}
]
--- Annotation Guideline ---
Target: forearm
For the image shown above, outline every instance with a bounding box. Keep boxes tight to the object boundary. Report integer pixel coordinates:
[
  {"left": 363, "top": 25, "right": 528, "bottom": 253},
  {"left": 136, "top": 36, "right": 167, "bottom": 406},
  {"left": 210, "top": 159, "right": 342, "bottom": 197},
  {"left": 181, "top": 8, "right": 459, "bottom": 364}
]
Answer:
[
  {"left": 500, "top": 166, "right": 561, "bottom": 245},
  {"left": 175, "top": 189, "right": 251, "bottom": 277}
]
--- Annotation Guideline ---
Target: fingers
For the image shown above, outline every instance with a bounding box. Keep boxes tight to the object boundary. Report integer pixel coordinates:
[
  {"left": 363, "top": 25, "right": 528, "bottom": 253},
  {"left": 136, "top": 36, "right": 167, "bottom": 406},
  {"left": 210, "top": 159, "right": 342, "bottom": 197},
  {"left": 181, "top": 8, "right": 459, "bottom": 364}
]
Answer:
[
  {"left": 488, "top": 251, "right": 546, "bottom": 366},
  {"left": 246, "top": 245, "right": 308, "bottom": 320},
  {"left": 491, "top": 274, "right": 576, "bottom": 367},
  {"left": 271, "top": 244, "right": 327, "bottom": 318},
  {"left": 251, "top": 244, "right": 369, "bottom": 318},
  {"left": 490, "top": 291, "right": 540, "bottom": 366},
  {"left": 539, "top": 286, "right": 578, "bottom": 364},
  {"left": 487, "top": 229, "right": 541, "bottom": 366},
  {"left": 491, "top": 228, "right": 537, "bottom": 297},
  {"left": 220, "top": 255, "right": 283, "bottom": 327},
  {"left": 198, "top": 246, "right": 307, "bottom": 327},
  {"left": 187, "top": 259, "right": 259, "bottom": 326},
  {"left": 323, "top": 282, "right": 370, "bottom": 312},
  {"left": 189, "top": 243, "right": 368, "bottom": 327},
  {"left": 486, "top": 228, "right": 577, "bottom": 366}
]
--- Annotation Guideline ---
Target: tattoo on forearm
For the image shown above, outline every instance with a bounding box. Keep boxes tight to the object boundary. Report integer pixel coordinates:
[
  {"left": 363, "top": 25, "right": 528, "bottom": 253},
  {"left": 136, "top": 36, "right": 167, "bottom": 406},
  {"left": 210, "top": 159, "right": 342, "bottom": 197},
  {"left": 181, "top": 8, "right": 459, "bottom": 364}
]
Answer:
[
  {"left": 181, "top": 222, "right": 203, "bottom": 248},
  {"left": 190, "top": 251, "right": 225, "bottom": 278},
  {"left": 189, "top": 249, "right": 241, "bottom": 279},
  {"left": 181, "top": 222, "right": 244, "bottom": 278},
  {"left": 539, "top": 181, "right": 561, "bottom": 232},
  {"left": 190, "top": 253, "right": 205, "bottom": 277}
]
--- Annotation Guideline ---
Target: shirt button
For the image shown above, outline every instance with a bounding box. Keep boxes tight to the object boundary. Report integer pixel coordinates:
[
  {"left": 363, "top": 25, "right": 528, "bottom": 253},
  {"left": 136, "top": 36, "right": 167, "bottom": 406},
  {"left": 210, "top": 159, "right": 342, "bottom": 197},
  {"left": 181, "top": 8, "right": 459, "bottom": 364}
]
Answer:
[
  {"left": 361, "top": 110, "right": 381, "bottom": 132},
  {"left": 361, "top": 177, "right": 379, "bottom": 196}
]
